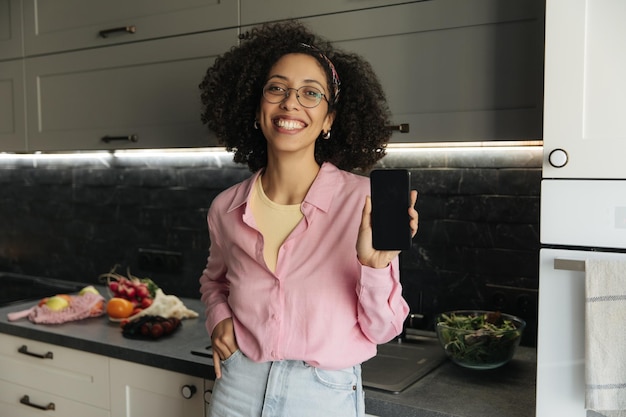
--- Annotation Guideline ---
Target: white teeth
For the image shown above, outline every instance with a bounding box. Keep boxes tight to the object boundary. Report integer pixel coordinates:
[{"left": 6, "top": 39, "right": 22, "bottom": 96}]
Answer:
[{"left": 276, "top": 119, "right": 304, "bottom": 130}]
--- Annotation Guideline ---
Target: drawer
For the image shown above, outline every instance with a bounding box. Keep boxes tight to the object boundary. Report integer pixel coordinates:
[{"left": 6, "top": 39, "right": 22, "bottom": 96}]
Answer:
[
  {"left": 110, "top": 358, "right": 204, "bottom": 417},
  {"left": 0, "top": 334, "right": 110, "bottom": 409},
  {"left": 0, "top": 379, "right": 110, "bottom": 417}
]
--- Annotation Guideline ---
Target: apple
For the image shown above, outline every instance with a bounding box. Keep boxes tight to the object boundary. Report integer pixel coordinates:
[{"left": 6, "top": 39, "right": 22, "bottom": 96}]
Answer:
[
  {"left": 79, "top": 285, "right": 100, "bottom": 296},
  {"left": 45, "top": 295, "right": 70, "bottom": 311}
]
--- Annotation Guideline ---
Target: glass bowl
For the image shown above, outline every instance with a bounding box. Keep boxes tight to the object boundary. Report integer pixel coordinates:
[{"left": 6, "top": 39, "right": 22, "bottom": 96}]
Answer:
[{"left": 435, "top": 310, "right": 526, "bottom": 370}]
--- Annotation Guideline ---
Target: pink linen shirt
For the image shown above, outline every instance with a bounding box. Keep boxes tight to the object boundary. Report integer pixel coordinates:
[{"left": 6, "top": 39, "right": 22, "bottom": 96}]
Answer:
[{"left": 199, "top": 162, "right": 409, "bottom": 370}]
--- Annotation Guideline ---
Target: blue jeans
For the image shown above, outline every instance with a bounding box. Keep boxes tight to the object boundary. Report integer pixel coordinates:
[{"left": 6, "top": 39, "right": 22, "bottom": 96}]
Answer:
[{"left": 207, "top": 350, "right": 365, "bottom": 417}]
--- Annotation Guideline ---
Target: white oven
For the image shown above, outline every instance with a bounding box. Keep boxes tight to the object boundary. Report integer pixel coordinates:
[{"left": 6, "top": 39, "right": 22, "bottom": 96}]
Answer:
[
  {"left": 538, "top": 0, "right": 626, "bottom": 413},
  {"left": 536, "top": 180, "right": 626, "bottom": 417}
]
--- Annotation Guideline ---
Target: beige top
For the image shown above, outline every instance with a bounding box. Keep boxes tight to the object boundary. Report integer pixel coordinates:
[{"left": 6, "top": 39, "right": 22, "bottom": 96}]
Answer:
[{"left": 250, "top": 176, "right": 303, "bottom": 272}]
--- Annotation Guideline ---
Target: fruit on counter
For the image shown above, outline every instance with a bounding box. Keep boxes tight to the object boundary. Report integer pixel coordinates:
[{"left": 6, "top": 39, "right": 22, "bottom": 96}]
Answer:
[
  {"left": 78, "top": 286, "right": 105, "bottom": 314},
  {"left": 131, "top": 289, "right": 198, "bottom": 320},
  {"left": 91, "top": 299, "right": 105, "bottom": 315},
  {"left": 111, "top": 288, "right": 199, "bottom": 324},
  {"left": 35, "top": 292, "right": 105, "bottom": 315},
  {"left": 79, "top": 285, "right": 100, "bottom": 296},
  {"left": 106, "top": 297, "right": 135, "bottom": 319},
  {"left": 99, "top": 265, "right": 198, "bottom": 323},
  {"left": 38, "top": 294, "right": 72, "bottom": 307},
  {"left": 44, "top": 295, "right": 71, "bottom": 311},
  {"left": 121, "top": 315, "right": 182, "bottom": 339},
  {"left": 99, "top": 266, "right": 159, "bottom": 310}
]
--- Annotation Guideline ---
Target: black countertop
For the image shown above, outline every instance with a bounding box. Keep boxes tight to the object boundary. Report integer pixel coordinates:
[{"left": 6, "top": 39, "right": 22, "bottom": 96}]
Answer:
[
  {"left": 0, "top": 285, "right": 215, "bottom": 379},
  {"left": 0, "top": 286, "right": 536, "bottom": 417},
  {"left": 365, "top": 344, "right": 536, "bottom": 417}
]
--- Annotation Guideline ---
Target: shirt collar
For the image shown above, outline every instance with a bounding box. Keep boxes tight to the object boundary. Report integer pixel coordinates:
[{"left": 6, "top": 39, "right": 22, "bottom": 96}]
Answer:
[
  {"left": 225, "top": 162, "right": 339, "bottom": 214},
  {"left": 226, "top": 170, "right": 261, "bottom": 213},
  {"left": 302, "top": 162, "right": 338, "bottom": 213}
]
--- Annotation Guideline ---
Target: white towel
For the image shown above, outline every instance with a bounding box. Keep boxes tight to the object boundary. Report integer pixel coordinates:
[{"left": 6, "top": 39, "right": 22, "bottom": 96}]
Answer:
[{"left": 586, "top": 259, "right": 626, "bottom": 417}]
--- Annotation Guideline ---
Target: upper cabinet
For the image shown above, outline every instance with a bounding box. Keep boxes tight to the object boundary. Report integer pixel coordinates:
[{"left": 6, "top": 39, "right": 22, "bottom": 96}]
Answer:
[
  {"left": 18, "top": 0, "right": 240, "bottom": 152},
  {"left": 2, "top": 0, "right": 545, "bottom": 152},
  {"left": 25, "top": 29, "right": 236, "bottom": 151},
  {"left": 0, "top": 0, "right": 26, "bottom": 151},
  {"left": 543, "top": 0, "right": 626, "bottom": 180},
  {"left": 0, "top": 0, "right": 23, "bottom": 61},
  {"left": 240, "top": 0, "right": 408, "bottom": 25},
  {"left": 298, "top": 0, "right": 545, "bottom": 143},
  {"left": 22, "top": 0, "right": 239, "bottom": 56},
  {"left": 0, "top": 59, "right": 26, "bottom": 152}
]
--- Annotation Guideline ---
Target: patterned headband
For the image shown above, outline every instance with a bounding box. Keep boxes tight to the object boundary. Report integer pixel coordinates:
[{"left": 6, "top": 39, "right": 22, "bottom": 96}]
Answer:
[{"left": 299, "top": 43, "right": 341, "bottom": 105}]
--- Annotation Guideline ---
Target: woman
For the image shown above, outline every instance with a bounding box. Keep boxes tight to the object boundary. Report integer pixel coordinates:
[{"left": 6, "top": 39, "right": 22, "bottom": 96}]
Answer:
[{"left": 198, "top": 20, "right": 418, "bottom": 417}]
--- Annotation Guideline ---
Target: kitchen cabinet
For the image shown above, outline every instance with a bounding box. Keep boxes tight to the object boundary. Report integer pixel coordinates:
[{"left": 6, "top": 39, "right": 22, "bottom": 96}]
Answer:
[
  {"left": 0, "top": 59, "right": 26, "bottom": 151},
  {"left": 3, "top": 0, "right": 239, "bottom": 152},
  {"left": 0, "top": 0, "right": 23, "bottom": 60},
  {"left": 0, "top": 0, "right": 25, "bottom": 151},
  {"left": 22, "top": 0, "right": 239, "bottom": 56},
  {"left": 542, "top": 0, "right": 626, "bottom": 179},
  {"left": 109, "top": 358, "right": 205, "bottom": 417},
  {"left": 537, "top": 2, "right": 626, "bottom": 415},
  {"left": 25, "top": 29, "right": 236, "bottom": 151},
  {"left": 0, "top": 333, "right": 207, "bottom": 417},
  {"left": 0, "top": 333, "right": 110, "bottom": 417},
  {"left": 3, "top": 0, "right": 545, "bottom": 152},
  {"left": 298, "top": 0, "right": 544, "bottom": 142},
  {"left": 240, "top": 0, "right": 410, "bottom": 26}
]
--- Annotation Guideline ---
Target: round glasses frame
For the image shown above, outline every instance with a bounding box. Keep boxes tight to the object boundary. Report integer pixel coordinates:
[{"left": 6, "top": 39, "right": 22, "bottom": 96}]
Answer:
[{"left": 262, "top": 83, "right": 329, "bottom": 108}]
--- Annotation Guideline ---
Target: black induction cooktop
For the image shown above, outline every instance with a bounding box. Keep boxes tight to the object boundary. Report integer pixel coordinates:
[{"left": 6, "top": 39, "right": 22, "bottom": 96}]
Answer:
[
  {"left": 361, "top": 336, "right": 447, "bottom": 394},
  {"left": 0, "top": 272, "right": 85, "bottom": 307}
]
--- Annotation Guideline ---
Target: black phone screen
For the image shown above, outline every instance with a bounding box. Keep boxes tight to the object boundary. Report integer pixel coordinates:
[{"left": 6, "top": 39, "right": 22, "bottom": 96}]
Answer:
[{"left": 370, "top": 169, "right": 412, "bottom": 250}]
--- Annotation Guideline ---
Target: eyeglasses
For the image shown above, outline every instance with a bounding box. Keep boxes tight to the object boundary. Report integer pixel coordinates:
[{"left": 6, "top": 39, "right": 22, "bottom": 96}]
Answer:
[{"left": 262, "top": 82, "right": 329, "bottom": 108}]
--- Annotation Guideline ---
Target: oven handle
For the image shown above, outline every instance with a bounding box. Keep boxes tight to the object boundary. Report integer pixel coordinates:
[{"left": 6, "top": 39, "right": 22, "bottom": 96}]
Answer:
[{"left": 554, "top": 258, "right": 586, "bottom": 272}]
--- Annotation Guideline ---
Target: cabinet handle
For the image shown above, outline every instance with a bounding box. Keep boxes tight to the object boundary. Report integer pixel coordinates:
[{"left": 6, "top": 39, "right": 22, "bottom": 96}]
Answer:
[
  {"left": 181, "top": 384, "right": 197, "bottom": 399},
  {"left": 554, "top": 258, "right": 586, "bottom": 272},
  {"left": 102, "top": 134, "right": 139, "bottom": 143},
  {"left": 386, "top": 123, "right": 410, "bottom": 133},
  {"left": 548, "top": 148, "right": 568, "bottom": 168},
  {"left": 20, "top": 395, "right": 56, "bottom": 411},
  {"left": 238, "top": 31, "right": 251, "bottom": 40},
  {"left": 99, "top": 25, "right": 136, "bottom": 38},
  {"left": 18, "top": 345, "right": 53, "bottom": 359}
]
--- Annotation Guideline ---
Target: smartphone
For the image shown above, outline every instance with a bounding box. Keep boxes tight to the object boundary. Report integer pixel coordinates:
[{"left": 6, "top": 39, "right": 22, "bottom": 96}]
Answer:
[{"left": 370, "top": 169, "right": 412, "bottom": 250}]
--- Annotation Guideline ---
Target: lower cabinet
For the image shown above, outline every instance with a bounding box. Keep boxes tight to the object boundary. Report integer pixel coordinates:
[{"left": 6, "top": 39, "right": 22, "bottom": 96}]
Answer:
[
  {"left": 110, "top": 358, "right": 205, "bottom": 417},
  {"left": 0, "top": 379, "right": 110, "bottom": 417},
  {"left": 0, "top": 334, "right": 111, "bottom": 417},
  {"left": 0, "top": 334, "right": 207, "bottom": 417}
]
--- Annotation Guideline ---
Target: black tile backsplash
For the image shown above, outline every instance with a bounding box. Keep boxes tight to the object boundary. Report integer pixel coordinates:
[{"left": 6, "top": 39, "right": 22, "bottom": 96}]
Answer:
[{"left": 0, "top": 146, "right": 541, "bottom": 345}]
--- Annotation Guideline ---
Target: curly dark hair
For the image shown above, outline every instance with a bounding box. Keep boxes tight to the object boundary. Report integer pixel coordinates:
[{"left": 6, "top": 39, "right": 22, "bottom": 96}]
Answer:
[{"left": 199, "top": 20, "right": 391, "bottom": 172}]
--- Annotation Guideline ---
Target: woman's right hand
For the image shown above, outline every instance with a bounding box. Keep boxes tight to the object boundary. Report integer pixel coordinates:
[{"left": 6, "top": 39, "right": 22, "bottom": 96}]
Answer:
[{"left": 211, "top": 317, "right": 239, "bottom": 379}]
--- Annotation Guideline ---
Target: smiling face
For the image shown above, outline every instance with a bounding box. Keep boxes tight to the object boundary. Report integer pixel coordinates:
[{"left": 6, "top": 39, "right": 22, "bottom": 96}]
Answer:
[{"left": 257, "top": 53, "right": 335, "bottom": 161}]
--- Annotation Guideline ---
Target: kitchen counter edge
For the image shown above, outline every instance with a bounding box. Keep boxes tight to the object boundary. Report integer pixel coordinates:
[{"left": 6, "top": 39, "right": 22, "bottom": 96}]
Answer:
[{"left": 0, "top": 288, "right": 536, "bottom": 417}]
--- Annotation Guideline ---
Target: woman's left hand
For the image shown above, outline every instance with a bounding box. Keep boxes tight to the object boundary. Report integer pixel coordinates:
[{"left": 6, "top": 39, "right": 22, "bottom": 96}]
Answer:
[{"left": 357, "top": 190, "right": 418, "bottom": 268}]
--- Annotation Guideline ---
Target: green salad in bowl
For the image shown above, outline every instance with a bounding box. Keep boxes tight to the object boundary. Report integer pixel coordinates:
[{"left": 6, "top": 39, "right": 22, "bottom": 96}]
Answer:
[{"left": 435, "top": 310, "right": 526, "bottom": 370}]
